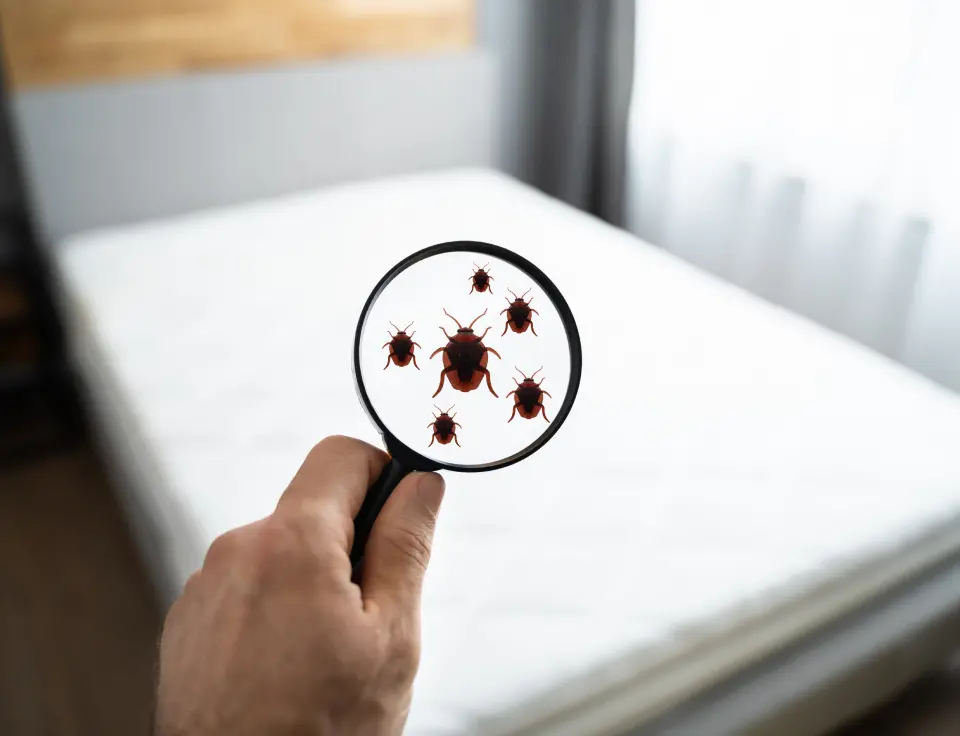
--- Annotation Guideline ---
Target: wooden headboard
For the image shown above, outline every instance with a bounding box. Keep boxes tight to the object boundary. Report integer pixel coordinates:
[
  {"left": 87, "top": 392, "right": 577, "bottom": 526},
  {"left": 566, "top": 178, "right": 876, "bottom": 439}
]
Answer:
[{"left": 1, "top": 0, "right": 474, "bottom": 90}]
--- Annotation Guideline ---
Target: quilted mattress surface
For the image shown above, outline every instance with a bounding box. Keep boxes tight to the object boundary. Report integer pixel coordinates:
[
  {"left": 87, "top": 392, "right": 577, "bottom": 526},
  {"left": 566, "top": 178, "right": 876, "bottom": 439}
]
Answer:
[{"left": 53, "top": 169, "right": 960, "bottom": 735}]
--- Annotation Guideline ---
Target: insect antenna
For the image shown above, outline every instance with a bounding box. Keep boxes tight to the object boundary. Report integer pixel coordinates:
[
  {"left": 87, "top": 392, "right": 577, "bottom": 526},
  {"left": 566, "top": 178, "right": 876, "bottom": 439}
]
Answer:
[
  {"left": 389, "top": 321, "right": 400, "bottom": 332},
  {"left": 514, "top": 366, "right": 525, "bottom": 379},
  {"left": 520, "top": 288, "right": 532, "bottom": 300},
  {"left": 445, "top": 404, "right": 456, "bottom": 415},
  {"left": 403, "top": 321, "right": 414, "bottom": 332},
  {"left": 530, "top": 366, "right": 543, "bottom": 381},
  {"left": 507, "top": 288, "right": 518, "bottom": 300},
  {"left": 442, "top": 309, "right": 463, "bottom": 329},
  {"left": 434, "top": 404, "right": 443, "bottom": 415},
  {"left": 483, "top": 263, "right": 490, "bottom": 270},
  {"left": 468, "top": 308, "right": 488, "bottom": 329}
]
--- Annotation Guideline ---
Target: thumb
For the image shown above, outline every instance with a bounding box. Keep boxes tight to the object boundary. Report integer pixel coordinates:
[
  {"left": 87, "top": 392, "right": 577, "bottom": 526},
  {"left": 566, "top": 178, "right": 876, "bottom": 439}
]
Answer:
[{"left": 361, "top": 472, "right": 445, "bottom": 616}]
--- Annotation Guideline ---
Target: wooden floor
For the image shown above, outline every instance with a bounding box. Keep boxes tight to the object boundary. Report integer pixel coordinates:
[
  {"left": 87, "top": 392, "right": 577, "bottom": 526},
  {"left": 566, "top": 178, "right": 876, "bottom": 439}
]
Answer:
[
  {"left": 1, "top": 441, "right": 959, "bottom": 735},
  {"left": 0, "top": 444, "right": 161, "bottom": 736}
]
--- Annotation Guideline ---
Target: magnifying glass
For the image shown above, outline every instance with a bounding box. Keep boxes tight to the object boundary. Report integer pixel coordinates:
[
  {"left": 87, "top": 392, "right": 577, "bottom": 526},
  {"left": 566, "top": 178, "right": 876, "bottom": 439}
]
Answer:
[{"left": 350, "top": 241, "right": 582, "bottom": 569}]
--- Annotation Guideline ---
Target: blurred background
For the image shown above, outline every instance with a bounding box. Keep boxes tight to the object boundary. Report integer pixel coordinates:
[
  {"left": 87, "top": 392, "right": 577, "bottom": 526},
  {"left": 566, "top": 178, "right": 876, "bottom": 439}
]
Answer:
[{"left": 1, "top": 1, "right": 959, "bottom": 734}]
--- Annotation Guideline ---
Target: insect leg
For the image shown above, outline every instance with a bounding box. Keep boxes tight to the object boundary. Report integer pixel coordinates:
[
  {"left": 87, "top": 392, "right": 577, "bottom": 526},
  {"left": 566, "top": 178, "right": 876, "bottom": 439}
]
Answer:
[
  {"left": 383, "top": 355, "right": 392, "bottom": 370},
  {"left": 530, "top": 308, "right": 540, "bottom": 315},
  {"left": 501, "top": 322, "right": 509, "bottom": 337},
  {"left": 454, "top": 435, "right": 462, "bottom": 447},
  {"left": 382, "top": 341, "right": 391, "bottom": 349},
  {"left": 508, "top": 404, "right": 518, "bottom": 423},
  {"left": 542, "top": 390, "right": 553, "bottom": 398},
  {"left": 528, "top": 321, "right": 539, "bottom": 337},
  {"left": 469, "top": 284, "right": 476, "bottom": 294},
  {"left": 429, "top": 434, "right": 436, "bottom": 447},
  {"left": 479, "top": 367, "right": 499, "bottom": 397},
  {"left": 430, "top": 347, "right": 445, "bottom": 359},
  {"left": 441, "top": 328, "right": 455, "bottom": 341},
  {"left": 412, "top": 342, "right": 422, "bottom": 349},
  {"left": 486, "top": 346, "right": 502, "bottom": 359},
  {"left": 454, "top": 422, "right": 463, "bottom": 428},
  {"left": 412, "top": 354, "right": 420, "bottom": 370},
  {"left": 432, "top": 367, "right": 453, "bottom": 398},
  {"left": 506, "top": 389, "right": 517, "bottom": 398},
  {"left": 538, "top": 402, "right": 550, "bottom": 422}
]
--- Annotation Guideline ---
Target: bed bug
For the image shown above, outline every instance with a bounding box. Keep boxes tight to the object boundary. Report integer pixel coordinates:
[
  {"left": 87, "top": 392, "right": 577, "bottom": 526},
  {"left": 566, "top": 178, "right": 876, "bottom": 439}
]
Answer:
[
  {"left": 500, "top": 288, "right": 540, "bottom": 336},
  {"left": 506, "top": 367, "right": 552, "bottom": 423},
  {"left": 428, "top": 405, "right": 462, "bottom": 447},
  {"left": 469, "top": 263, "right": 494, "bottom": 294},
  {"left": 430, "top": 308, "right": 501, "bottom": 397},
  {"left": 382, "top": 321, "right": 422, "bottom": 370}
]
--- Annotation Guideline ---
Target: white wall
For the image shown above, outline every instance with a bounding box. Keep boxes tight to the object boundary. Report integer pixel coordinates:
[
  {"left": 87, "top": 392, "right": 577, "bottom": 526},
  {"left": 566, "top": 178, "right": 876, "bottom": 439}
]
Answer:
[
  {"left": 477, "top": 0, "right": 536, "bottom": 181},
  {"left": 10, "top": 51, "right": 497, "bottom": 243}
]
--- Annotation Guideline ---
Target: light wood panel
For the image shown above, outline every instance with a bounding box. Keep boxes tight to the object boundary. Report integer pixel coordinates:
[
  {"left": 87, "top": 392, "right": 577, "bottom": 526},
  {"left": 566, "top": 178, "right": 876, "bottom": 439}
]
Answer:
[{"left": 0, "top": 0, "right": 474, "bottom": 89}]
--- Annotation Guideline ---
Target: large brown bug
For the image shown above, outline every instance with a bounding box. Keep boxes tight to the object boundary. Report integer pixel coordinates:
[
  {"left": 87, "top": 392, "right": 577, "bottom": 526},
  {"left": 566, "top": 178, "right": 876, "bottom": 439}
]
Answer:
[
  {"left": 382, "top": 321, "right": 421, "bottom": 370},
  {"left": 506, "top": 367, "right": 552, "bottom": 423},
  {"left": 469, "top": 263, "right": 494, "bottom": 294},
  {"left": 428, "top": 405, "right": 462, "bottom": 447},
  {"left": 430, "top": 308, "right": 501, "bottom": 397},
  {"left": 500, "top": 288, "right": 540, "bottom": 336}
]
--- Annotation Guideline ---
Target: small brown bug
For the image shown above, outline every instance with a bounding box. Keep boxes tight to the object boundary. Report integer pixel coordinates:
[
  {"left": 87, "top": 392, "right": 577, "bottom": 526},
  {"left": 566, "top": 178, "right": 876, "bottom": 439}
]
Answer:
[
  {"left": 428, "top": 404, "right": 462, "bottom": 447},
  {"left": 429, "top": 308, "right": 502, "bottom": 397},
  {"left": 382, "top": 321, "right": 422, "bottom": 370},
  {"left": 469, "top": 263, "right": 494, "bottom": 294},
  {"left": 500, "top": 288, "right": 540, "bottom": 336},
  {"left": 506, "top": 367, "right": 553, "bottom": 423}
]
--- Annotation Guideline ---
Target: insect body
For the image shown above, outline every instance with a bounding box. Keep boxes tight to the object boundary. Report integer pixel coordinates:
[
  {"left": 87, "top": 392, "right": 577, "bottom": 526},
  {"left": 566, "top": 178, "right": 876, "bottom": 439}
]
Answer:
[
  {"left": 507, "top": 367, "right": 552, "bottom": 423},
  {"left": 501, "top": 288, "right": 539, "bottom": 336},
  {"left": 429, "top": 308, "right": 501, "bottom": 397},
  {"left": 469, "top": 263, "right": 494, "bottom": 294},
  {"left": 382, "top": 321, "right": 421, "bottom": 370},
  {"left": 428, "top": 405, "right": 462, "bottom": 447}
]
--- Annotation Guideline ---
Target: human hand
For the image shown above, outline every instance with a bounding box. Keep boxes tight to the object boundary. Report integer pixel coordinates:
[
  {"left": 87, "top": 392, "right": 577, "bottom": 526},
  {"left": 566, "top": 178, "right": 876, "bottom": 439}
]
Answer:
[{"left": 154, "top": 436, "right": 445, "bottom": 736}]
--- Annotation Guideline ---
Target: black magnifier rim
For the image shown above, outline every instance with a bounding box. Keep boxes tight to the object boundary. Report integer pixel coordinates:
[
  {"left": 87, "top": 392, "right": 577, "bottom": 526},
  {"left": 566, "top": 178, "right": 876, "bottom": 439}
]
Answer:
[{"left": 352, "top": 240, "right": 582, "bottom": 473}]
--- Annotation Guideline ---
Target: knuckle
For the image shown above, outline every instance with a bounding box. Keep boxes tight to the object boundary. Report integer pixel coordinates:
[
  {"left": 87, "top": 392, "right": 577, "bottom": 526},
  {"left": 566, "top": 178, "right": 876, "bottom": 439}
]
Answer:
[
  {"left": 285, "top": 501, "right": 346, "bottom": 556},
  {"left": 203, "top": 528, "right": 243, "bottom": 568},
  {"left": 386, "top": 522, "right": 434, "bottom": 572},
  {"left": 388, "top": 630, "right": 421, "bottom": 676},
  {"left": 182, "top": 570, "right": 203, "bottom": 597},
  {"left": 324, "top": 626, "right": 384, "bottom": 686},
  {"left": 248, "top": 512, "right": 341, "bottom": 581},
  {"left": 250, "top": 516, "right": 302, "bottom": 572},
  {"left": 312, "top": 434, "right": 357, "bottom": 458}
]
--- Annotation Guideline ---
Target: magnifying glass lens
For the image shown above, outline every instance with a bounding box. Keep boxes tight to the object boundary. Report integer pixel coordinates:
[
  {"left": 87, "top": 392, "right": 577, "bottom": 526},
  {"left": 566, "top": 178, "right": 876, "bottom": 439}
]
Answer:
[{"left": 358, "top": 250, "right": 574, "bottom": 469}]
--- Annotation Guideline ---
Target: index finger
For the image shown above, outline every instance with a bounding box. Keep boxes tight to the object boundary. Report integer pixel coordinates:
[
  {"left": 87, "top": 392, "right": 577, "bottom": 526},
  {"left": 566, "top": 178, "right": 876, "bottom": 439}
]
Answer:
[{"left": 277, "top": 435, "right": 389, "bottom": 523}]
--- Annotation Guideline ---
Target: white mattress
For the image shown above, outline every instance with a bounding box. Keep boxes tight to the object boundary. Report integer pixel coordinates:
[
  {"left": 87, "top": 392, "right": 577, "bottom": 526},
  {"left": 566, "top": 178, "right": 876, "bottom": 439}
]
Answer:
[{"left": 53, "top": 168, "right": 960, "bottom": 735}]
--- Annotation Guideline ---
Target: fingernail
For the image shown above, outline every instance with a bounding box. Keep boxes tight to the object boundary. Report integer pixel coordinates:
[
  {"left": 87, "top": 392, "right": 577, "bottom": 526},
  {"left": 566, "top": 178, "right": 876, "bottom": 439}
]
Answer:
[{"left": 416, "top": 472, "right": 446, "bottom": 509}]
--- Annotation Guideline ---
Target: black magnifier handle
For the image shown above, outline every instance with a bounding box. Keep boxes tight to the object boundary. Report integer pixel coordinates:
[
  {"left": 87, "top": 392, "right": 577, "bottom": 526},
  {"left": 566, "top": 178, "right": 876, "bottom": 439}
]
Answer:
[{"left": 350, "top": 457, "right": 414, "bottom": 573}]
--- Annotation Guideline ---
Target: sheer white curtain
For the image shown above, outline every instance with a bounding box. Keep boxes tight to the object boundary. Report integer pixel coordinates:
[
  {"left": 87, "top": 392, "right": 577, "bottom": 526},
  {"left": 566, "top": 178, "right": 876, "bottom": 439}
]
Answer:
[{"left": 626, "top": 0, "right": 960, "bottom": 391}]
